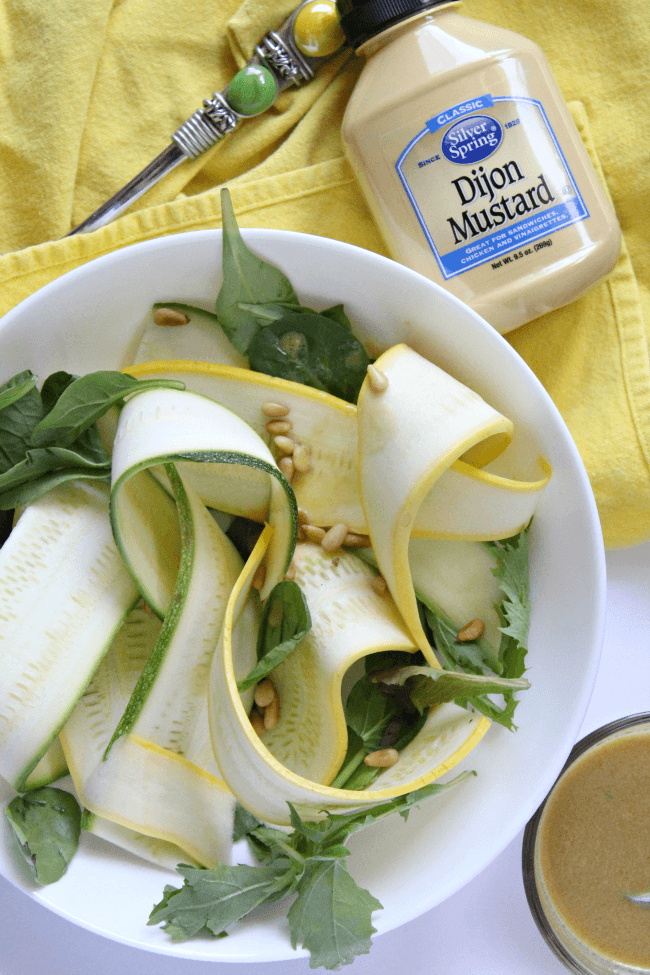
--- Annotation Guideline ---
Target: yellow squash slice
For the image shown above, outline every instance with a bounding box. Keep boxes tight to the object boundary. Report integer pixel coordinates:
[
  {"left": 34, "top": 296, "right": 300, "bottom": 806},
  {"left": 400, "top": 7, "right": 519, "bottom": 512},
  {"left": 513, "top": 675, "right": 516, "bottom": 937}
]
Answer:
[
  {"left": 126, "top": 360, "right": 549, "bottom": 542},
  {"left": 358, "top": 344, "right": 516, "bottom": 660},
  {"left": 209, "top": 531, "right": 490, "bottom": 826}
]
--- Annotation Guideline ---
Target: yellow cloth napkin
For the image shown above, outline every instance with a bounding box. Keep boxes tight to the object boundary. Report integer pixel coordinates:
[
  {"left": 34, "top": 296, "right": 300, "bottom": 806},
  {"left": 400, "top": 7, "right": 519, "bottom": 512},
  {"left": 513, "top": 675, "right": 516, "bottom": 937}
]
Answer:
[{"left": 0, "top": 0, "right": 648, "bottom": 548}]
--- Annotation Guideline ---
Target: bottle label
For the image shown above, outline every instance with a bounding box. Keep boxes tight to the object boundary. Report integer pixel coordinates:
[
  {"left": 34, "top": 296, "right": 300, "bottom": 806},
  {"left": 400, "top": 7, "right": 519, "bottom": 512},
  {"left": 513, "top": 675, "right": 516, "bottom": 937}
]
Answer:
[{"left": 396, "top": 94, "right": 589, "bottom": 279}]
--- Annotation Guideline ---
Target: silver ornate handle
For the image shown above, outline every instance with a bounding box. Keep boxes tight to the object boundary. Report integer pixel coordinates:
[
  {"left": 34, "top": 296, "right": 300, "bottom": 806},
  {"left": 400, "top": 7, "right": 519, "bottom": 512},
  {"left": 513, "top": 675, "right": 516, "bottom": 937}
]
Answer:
[{"left": 68, "top": 1, "right": 346, "bottom": 236}]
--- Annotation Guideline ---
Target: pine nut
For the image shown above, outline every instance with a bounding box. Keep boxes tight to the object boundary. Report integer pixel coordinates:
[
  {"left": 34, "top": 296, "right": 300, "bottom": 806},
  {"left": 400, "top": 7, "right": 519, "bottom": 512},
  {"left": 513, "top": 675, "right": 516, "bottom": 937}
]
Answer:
[
  {"left": 292, "top": 444, "right": 311, "bottom": 473},
  {"left": 296, "top": 526, "right": 306, "bottom": 541},
  {"left": 153, "top": 307, "right": 190, "bottom": 326},
  {"left": 303, "top": 524, "right": 326, "bottom": 543},
  {"left": 278, "top": 456, "right": 294, "bottom": 481},
  {"left": 274, "top": 435, "right": 295, "bottom": 455},
  {"left": 262, "top": 402, "right": 290, "bottom": 417},
  {"left": 254, "top": 678, "right": 276, "bottom": 709},
  {"left": 371, "top": 575, "right": 388, "bottom": 595},
  {"left": 343, "top": 532, "right": 371, "bottom": 548},
  {"left": 367, "top": 364, "right": 389, "bottom": 392},
  {"left": 251, "top": 563, "right": 266, "bottom": 591},
  {"left": 321, "top": 523, "right": 349, "bottom": 551},
  {"left": 263, "top": 696, "right": 280, "bottom": 730},
  {"left": 457, "top": 618, "right": 485, "bottom": 642},
  {"left": 297, "top": 507, "right": 312, "bottom": 525},
  {"left": 266, "top": 420, "right": 292, "bottom": 435},
  {"left": 284, "top": 560, "right": 297, "bottom": 581},
  {"left": 250, "top": 709, "right": 265, "bottom": 736},
  {"left": 364, "top": 748, "right": 399, "bottom": 768}
]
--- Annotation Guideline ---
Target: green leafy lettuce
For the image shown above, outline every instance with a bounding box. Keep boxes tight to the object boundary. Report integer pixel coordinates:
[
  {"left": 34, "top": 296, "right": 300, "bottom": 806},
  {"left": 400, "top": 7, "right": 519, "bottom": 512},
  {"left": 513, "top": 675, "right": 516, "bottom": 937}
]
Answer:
[
  {"left": 0, "top": 368, "right": 184, "bottom": 510},
  {"left": 5, "top": 787, "right": 82, "bottom": 885},
  {"left": 149, "top": 775, "right": 474, "bottom": 969}
]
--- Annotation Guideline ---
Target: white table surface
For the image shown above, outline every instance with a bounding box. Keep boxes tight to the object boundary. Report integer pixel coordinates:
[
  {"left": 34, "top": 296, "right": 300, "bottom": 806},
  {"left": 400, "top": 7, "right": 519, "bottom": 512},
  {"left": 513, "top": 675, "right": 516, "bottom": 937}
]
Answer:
[{"left": 2, "top": 539, "right": 649, "bottom": 975}]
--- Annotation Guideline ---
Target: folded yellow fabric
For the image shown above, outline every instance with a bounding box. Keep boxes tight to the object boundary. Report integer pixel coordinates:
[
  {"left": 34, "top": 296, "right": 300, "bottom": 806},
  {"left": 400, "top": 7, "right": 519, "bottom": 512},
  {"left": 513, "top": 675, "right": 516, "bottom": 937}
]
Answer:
[{"left": 0, "top": 0, "right": 648, "bottom": 548}]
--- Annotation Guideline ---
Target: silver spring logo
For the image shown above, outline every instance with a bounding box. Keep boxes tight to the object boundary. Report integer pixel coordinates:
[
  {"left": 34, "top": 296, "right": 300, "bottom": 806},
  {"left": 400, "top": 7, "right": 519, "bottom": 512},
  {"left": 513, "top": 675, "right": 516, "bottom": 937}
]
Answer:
[{"left": 441, "top": 115, "right": 503, "bottom": 165}]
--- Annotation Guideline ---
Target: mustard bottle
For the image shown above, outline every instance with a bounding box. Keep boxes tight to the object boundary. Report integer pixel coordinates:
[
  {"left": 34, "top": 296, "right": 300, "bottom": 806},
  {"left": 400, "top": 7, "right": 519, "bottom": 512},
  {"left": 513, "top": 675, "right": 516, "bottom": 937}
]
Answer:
[{"left": 337, "top": 0, "right": 621, "bottom": 333}]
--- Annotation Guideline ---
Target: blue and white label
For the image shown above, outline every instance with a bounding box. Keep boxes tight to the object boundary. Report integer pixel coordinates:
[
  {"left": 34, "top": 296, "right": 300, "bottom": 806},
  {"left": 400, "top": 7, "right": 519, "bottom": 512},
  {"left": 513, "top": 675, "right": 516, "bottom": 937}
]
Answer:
[
  {"left": 396, "top": 94, "right": 590, "bottom": 279},
  {"left": 440, "top": 115, "right": 503, "bottom": 165},
  {"left": 426, "top": 95, "right": 495, "bottom": 134}
]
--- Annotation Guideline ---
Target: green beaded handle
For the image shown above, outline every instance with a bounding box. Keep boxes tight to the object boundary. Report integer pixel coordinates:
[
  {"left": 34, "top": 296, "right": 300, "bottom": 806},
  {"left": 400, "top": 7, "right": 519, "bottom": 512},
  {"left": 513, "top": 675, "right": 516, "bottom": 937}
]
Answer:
[{"left": 69, "top": 0, "right": 347, "bottom": 235}]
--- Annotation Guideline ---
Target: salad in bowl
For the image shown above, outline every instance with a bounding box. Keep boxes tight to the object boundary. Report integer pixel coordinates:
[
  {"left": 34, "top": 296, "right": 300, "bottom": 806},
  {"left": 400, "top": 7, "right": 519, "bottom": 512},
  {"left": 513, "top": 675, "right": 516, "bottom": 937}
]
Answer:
[{"left": 0, "top": 192, "right": 605, "bottom": 967}]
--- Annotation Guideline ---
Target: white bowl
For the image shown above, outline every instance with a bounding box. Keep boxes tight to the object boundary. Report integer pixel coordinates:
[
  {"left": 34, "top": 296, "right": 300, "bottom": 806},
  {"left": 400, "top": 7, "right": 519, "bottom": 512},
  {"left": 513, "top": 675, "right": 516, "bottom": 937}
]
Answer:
[{"left": 0, "top": 230, "right": 605, "bottom": 963}]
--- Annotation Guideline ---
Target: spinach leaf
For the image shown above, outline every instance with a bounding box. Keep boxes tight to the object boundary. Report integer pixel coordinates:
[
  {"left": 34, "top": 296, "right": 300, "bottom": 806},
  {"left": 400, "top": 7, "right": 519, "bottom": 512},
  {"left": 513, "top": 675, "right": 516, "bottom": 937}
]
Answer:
[
  {"left": 330, "top": 666, "right": 425, "bottom": 790},
  {"left": 320, "top": 304, "right": 353, "bottom": 330},
  {"left": 5, "top": 787, "right": 82, "bottom": 885},
  {"left": 0, "top": 464, "right": 112, "bottom": 511},
  {"left": 0, "top": 371, "right": 44, "bottom": 473},
  {"left": 345, "top": 677, "right": 398, "bottom": 751},
  {"left": 237, "top": 301, "right": 307, "bottom": 325},
  {"left": 237, "top": 302, "right": 353, "bottom": 332},
  {"left": 0, "top": 368, "right": 185, "bottom": 509},
  {"left": 39, "top": 371, "right": 77, "bottom": 414},
  {"left": 0, "top": 372, "right": 38, "bottom": 412},
  {"left": 248, "top": 312, "right": 370, "bottom": 403},
  {"left": 237, "top": 580, "right": 311, "bottom": 692},
  {"left": 216, "top": 188, "right": 299, "bottom": 354},
  {"left": 31, "top": 371, "right": 184, "bottom": 448}
]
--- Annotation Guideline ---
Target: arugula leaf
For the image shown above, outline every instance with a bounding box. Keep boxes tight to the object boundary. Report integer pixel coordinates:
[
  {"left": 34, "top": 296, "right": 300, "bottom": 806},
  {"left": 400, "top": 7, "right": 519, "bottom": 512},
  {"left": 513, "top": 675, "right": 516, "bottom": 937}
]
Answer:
[
  {"left": 216, "top": 188, "right": 299, "bottom": 353},
  {"left": 288, "top": 859, "right": 381, "bottom": 970},
  {"left": 148, "top": 861, "right": 298, "bottom": 940},
  {"left": 237, "top": 580, "right": 311, "bottom": 692},
  {"left": 248, "top": 312, "right": 370, "bottom": 403},
  {"left": 31, "top": 371, "right": 184, "bottom": 448},
  {"left": 421, "top": 601, "right": 502, "bottom": 676},
  {"left": 149, "top": 775, "right": 474, "bottom": 968},
  {"left": 486, "top": 526, "right": 532, "bottom": 679},
  {"left": 376, "top": 665, "right": 530, "bottom": 712},
  {"left": 232, "top": 803, "right": 263, "bottom": 843},
  {"left": 5, "top": 787, "right": 82, "bottom": 885}
]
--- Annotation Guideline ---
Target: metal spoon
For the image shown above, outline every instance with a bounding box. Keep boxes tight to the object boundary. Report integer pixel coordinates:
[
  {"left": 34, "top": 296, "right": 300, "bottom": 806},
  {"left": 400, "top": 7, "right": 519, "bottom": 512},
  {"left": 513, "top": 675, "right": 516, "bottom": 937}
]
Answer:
[{"left": 623, "top": 891, "right": 650, "bottom": 909}]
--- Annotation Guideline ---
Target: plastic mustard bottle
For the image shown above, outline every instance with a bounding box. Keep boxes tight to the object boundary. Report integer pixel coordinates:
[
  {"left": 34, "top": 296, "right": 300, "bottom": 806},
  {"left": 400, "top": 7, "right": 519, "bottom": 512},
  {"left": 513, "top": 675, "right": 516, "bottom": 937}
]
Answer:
[{"left": 337, "top": 0, "right": 621, "bottom": 333}]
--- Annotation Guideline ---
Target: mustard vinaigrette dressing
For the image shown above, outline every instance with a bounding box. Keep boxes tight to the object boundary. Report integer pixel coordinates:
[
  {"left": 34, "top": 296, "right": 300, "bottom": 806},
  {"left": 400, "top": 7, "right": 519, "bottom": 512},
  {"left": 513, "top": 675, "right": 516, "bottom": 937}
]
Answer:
[
  {"left": 539, "top": 734, "right": 650, "bottom": 968},
  {"left": 524, "top": 717, "right": 650, "bottom": 975}
]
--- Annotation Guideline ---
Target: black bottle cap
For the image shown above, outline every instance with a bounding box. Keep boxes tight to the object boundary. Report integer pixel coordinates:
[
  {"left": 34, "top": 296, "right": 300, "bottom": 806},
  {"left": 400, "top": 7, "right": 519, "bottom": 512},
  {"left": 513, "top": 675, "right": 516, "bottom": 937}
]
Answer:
[{"left": 336, "top": 0, "right": 456, "bottom": 49}]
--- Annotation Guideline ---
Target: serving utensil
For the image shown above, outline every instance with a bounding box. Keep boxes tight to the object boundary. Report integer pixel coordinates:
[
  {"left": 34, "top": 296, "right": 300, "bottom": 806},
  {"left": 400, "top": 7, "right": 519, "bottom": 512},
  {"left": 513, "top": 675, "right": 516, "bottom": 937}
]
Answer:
[{"left": 68, "top": 0, "right": 346, "bottom": 236}]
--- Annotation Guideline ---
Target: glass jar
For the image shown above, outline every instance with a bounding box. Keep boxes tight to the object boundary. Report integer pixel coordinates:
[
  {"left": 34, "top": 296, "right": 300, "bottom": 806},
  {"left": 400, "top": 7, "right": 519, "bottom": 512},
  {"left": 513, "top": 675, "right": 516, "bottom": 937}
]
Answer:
[{"left": 522, "top": 714, "right": 650, "bottom": 975}]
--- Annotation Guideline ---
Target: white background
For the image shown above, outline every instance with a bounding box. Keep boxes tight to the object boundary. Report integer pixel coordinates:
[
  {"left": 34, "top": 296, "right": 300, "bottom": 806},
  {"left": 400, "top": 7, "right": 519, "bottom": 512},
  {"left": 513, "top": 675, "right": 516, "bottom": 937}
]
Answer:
[{"left": 1, "top": 539, "right": 648, "bottom": 975}]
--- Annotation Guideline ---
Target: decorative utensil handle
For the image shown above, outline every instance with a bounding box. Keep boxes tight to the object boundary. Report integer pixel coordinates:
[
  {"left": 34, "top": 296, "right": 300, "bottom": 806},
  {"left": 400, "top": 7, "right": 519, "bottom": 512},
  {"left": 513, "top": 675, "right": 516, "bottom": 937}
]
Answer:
[{"left": 69, "top": 0, "right": 346, "bottom": 235}]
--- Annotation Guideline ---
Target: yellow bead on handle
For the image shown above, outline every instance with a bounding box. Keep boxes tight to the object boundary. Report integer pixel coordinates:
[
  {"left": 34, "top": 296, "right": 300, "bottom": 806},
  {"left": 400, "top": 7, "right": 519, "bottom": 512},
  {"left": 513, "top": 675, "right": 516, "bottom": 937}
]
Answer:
[{"left": 293, "top": 0, "right": 345, "bottom": 57}]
